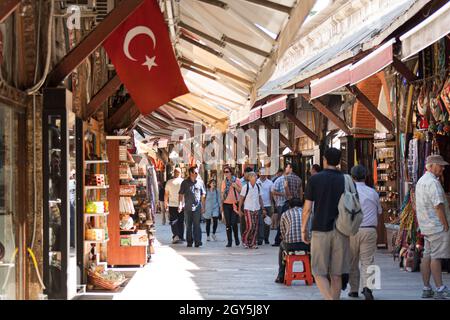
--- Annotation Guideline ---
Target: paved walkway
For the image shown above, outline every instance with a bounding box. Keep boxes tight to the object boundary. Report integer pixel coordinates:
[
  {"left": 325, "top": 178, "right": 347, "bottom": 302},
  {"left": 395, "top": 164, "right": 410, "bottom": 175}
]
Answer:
[{"left": 102, "top": 214, "right": 450, "bottom": 300}]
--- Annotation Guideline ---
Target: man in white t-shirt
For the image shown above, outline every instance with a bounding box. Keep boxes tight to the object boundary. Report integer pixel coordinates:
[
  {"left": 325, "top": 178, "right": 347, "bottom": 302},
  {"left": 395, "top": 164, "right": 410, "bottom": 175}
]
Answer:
[
  {"left": 165, "top": 168, "right": 185, "bottom": 243},
  {"left": 258, "top": 168, "right": 274, "bottom": 245},
  {"left": 416, "top": 155, "right": 450, "bottom": 300}
]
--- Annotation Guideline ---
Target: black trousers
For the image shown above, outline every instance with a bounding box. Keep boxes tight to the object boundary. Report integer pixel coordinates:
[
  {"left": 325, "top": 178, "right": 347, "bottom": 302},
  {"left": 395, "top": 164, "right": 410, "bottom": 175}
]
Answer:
[
  {"left": 223, "top": 203, "right": 240, "bottom": 245},
  {"left": 206, "top": 217, "right": 218, "bottom": 236},
  {"left": 278, "top": 241, "right": 310, "bottom": 279},
  {"left": 169, "top": 206, "right": 184, "bottom": 240}
]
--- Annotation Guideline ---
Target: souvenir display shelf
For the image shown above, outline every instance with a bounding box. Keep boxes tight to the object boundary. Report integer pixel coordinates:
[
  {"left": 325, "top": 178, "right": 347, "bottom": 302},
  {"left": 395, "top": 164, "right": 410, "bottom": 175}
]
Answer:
[
  {"left": 106, "top": 137, "right": 147, "bottom": 267},
  {"left": 83, "top": 120, "right": 110, "bottom": 291},
  {"left": 374, "top": 133, "right": 399, "bottom": 248}
]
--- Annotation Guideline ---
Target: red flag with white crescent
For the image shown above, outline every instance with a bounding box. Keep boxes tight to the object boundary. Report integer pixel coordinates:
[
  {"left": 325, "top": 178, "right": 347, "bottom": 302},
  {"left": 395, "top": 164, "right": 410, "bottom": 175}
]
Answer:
[{"left": 103, "top": 0, "right": 189, "bottom": 115}]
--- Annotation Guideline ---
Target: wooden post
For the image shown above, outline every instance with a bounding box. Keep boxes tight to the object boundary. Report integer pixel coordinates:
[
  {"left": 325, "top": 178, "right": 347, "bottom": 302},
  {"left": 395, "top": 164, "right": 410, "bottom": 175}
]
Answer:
[{"left": 301, "top": 94, "right": 351, "bottom": 135}]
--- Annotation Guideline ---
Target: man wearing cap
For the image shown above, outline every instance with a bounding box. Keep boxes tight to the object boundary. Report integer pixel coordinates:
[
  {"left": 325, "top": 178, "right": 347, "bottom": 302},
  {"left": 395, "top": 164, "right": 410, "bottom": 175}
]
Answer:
[
  {"left": 165, "top": 168, "right": 185, "bottom": 243},
  {"left": 348, "top": 165, "right": 382, "bottom": 300},
  {"left": 416, "top": 155, "right": 450, "bottom": 299}
]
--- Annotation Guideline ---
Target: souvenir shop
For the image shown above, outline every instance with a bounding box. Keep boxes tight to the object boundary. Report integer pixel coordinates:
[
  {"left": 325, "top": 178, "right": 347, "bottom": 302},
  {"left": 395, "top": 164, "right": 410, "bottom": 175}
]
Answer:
[
  {"left": 40, "top": 88, "right": 161, "bottom": 299},
  {"left": 387, "top": 32, "right": 450, "bottom": 271}
]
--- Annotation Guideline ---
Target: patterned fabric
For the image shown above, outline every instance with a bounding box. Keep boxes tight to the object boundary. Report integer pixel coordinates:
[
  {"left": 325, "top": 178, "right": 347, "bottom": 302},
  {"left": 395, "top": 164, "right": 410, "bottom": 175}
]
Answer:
[
  {"left": 222, "top": 176, "right": 241, "bottom": 204},
  {"left": 408, "top": 139, "right": 418, "bottom": 184},
  {"left": 242, "top": 209, "right": 259, "bottom": 248},
  {"left": 416, "top": 171, "right": 450, "bottom": 235},
  {"left": 223, "top": 176, "right": 236, "bottom": 200},
  {"left": 272, "top": 175, "right": 287, "bottom": 207},
  {"left": 285, "top": 173, "right": 302, "bottom": 200},
  {"left": 280, "top": 207, "right": 304, "bottom": 243}
]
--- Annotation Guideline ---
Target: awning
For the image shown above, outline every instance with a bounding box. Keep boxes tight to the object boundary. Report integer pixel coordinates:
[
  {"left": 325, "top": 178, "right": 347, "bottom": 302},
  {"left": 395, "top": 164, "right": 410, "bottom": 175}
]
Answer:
[
  {"left": 240, "top": 106, "right": 261, "bottom": 126},
  {"left": 350, "top": 39, "right": 395, "bottom": 85},
  {"left": 310, "top": 39, "right": 395, "bottom": 99},
  {"left": 261, "top": 95, "right": 287, "bottom": 118},
  {"left": 400, "top": 1, "right": 450, "bottom": 61},
  {"left": 259, "top": 0, "right": 429, "bottom": 97},
  {"left": 310, "top": 66, "right": 350, "bottom": 99}
]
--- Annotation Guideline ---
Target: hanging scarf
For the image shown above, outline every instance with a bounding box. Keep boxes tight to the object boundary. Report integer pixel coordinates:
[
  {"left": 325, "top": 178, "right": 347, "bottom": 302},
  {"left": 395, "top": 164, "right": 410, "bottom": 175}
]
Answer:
[{"left": 223, "top": 176, "right": 236, "bottom": 200}]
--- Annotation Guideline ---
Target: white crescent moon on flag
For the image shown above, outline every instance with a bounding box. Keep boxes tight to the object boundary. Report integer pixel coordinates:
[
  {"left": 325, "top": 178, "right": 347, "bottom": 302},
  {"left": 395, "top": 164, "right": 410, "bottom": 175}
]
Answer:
[{"left": 123, "top": 26, "right": 157, "bottom": 61}]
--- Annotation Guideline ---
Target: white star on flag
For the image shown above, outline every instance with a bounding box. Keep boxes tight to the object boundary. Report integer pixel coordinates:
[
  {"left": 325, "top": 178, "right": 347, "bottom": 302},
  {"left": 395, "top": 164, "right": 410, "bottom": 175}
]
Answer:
[{"left": 142, "top": 55, "right": 158, "bottom": 71}]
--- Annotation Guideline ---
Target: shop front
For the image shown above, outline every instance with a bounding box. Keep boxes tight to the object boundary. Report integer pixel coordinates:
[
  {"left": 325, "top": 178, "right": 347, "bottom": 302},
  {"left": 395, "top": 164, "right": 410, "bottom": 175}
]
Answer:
[{"left": 0, "top": 102, "right": 27, "bottom": 300}]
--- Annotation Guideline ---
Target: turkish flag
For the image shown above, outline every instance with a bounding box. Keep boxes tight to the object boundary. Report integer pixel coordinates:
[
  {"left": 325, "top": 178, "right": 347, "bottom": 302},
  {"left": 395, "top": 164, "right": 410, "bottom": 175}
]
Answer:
[{"left": 103, "top": 0, "right": 189, "bottom": 115}]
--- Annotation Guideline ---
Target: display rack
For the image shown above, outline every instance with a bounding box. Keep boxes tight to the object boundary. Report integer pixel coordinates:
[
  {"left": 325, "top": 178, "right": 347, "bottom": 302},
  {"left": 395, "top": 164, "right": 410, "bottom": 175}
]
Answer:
[
  {"left": 81, "top": 119, "right": 111, "bottom": 292},
  {"left": 106, "top": 137, "right": 147, "bottom": 267},
  {"left": 374, "top": 133, "right": 399, "bottom": 249}
]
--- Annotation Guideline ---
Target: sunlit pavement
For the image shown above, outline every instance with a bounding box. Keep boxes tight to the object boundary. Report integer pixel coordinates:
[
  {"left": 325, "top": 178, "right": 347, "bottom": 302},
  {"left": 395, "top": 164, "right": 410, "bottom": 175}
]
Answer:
[{"left": 84, "top": 214, "right": 450, "bottom": 300}]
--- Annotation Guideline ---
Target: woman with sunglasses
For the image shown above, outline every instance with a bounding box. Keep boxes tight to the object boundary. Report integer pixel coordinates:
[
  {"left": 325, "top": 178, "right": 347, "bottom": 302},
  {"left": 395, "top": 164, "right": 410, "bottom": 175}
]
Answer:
[{"left": 221, "top": 166, "right": 242, "bottom": 247}]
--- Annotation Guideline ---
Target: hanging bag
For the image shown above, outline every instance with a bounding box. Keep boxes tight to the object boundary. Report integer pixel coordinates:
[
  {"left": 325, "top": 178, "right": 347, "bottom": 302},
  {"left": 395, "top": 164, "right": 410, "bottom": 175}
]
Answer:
[{"left": 335, "top": 174, "right": 363, "bottom": 236}]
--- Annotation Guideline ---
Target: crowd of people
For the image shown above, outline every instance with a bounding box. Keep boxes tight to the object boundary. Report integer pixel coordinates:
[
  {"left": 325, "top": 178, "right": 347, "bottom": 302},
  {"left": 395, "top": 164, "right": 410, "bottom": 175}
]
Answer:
[{"left": 159, "top": 148, "right": 449, "bottom": 300}]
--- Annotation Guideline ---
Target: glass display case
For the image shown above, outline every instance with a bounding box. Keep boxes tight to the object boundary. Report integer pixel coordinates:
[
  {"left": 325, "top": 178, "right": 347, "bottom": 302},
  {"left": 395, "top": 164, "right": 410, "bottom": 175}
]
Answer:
[{"left": 43, "top": 88, "right": 81, "bottom": 299}]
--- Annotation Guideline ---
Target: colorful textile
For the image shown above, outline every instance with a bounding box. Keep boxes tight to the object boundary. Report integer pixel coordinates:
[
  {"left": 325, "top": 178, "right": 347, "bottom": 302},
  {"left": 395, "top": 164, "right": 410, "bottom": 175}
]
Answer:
[{"left": 242, "top": 210, "right": 259, "bottom": 248}]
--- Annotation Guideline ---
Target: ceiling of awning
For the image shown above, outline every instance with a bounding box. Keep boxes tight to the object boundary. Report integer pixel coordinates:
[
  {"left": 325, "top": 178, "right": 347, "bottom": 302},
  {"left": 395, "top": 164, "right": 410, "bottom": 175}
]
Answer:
[{"left": 134, "top": 0, "right": 317, "bottom": 138}]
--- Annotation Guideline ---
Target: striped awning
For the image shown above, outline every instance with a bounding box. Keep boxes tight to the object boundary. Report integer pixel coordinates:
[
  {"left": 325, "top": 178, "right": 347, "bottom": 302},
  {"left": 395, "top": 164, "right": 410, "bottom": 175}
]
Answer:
[
  {"left": 261, "top": 95, "right": 287, "bottom": 118},
  {"left": 310, "top": 39, "right": 395, "bottom": 99}
]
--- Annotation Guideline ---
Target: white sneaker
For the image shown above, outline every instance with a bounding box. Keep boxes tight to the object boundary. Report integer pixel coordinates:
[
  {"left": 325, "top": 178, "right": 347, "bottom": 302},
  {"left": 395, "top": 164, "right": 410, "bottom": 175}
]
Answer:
[
  {"left": 207, "top": 236, "right": 211, "bottom": 241},
  {"left": 212, "top": 234, "right": 217, "bottom": 241}
]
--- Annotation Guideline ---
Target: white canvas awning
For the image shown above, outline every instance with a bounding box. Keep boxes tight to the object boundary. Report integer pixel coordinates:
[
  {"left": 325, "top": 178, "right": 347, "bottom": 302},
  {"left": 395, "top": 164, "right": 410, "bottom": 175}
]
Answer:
[{"left": 400, "top": 1, "right": 450, "bottom": 60}]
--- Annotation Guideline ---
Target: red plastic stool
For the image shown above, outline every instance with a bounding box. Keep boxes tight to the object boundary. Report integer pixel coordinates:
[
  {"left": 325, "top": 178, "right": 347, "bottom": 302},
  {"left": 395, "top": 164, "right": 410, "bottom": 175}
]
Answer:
[{"left": 283, "top": 251, "right": 314, "bottom": 286}]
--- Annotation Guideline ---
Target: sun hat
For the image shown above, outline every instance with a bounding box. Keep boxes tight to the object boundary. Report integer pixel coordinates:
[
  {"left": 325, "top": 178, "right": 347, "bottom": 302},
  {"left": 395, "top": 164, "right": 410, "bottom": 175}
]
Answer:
[
  {"left": 426, "top": 155, "right": 449, "bottom": 166},
  {"left": 264, "top": 216, "right": 272, "bottom": 226}
]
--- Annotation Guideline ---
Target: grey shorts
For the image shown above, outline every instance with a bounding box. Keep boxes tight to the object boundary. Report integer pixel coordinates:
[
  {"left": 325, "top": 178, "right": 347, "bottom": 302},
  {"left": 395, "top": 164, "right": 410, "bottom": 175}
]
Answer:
[
  {"left": 311, "top": 229, "right": 350, "bottom": 276},
  {"left": 423, "top": 230, "right": 450, "bottom": 259}
]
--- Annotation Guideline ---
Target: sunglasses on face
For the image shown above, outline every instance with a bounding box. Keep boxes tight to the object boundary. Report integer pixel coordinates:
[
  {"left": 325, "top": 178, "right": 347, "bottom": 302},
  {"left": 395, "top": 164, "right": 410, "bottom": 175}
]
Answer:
[{"left": 224, "top": 171, "right": 230, "bottom": 173}]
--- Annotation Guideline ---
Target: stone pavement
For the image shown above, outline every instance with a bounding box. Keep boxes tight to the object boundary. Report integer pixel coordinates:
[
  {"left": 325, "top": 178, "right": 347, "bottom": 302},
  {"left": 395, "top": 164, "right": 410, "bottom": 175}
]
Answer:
[{"left": 101, "top": 213, "right": 449, "bottom": 300}]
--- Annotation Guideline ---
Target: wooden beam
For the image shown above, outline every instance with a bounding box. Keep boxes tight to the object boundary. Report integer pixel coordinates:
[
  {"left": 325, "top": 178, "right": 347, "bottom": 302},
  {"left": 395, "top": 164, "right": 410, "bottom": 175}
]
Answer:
[
  {"left": 346, "top": 85, "right": 395, "bottom": 132},
  {"left": 0, "top": 0, "right": 20, "bottom": 24},
  {"left": 107, "top": 98, "right": 135, "bottom": 129},
  {"left": 46, "top": 0, "right": 145, "bottom": 87},
  {"left": 302, "top": 94, "right": 351, "bottom": 135},
  {"left": 84, "top": 75, "right": 122, "bottom": 120},
  {"left": 258, "top": 118, "right": 293, "bottom": 150},
  {"left": 283, "top": 110, "right": 319, "bottom": 144},
  {"left": 392, "top": 57, "right": 419, "bottom": 83},
  {"left": 179, "top": 21, "right": 270, "bottom": 58},
  {"left": 241, "top": 0, "right": 291, "bottom": 13},
  {"left": 180, "top": 57, "right": 252, "bottom": 86}
]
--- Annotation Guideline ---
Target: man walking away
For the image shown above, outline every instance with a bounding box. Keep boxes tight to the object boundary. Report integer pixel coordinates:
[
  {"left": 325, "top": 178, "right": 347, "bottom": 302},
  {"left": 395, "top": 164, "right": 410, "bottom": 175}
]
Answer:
[
  {"left": 178, "top": 167, "right": 206, "bottom": 248},
  {"left": 284, "top": 163, "right": 303, "bottom": 202},
  {"left": 165, "top": 168, "right": 185, "bottom": 243},
  {"left": 258, "top": 168, "right": 274, "bottom": 245},
  {"left": 348, "top": 165, "right": 382, "bottom": 300},
  {"left": 302, "top": 148, "right": 348, "bottom": 300},
  {"left": 275, "top": 198, "right": 310, "bottom": 283},
  {"left": 416, "top": 155, "right": 450, "bottom": 299}
]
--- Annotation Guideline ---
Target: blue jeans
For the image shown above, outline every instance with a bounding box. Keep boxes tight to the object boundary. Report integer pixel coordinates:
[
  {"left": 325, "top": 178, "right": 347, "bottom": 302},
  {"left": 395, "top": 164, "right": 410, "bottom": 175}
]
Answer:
[{"left": 184, "top": 208, "right": 202, "bottom": 245}]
